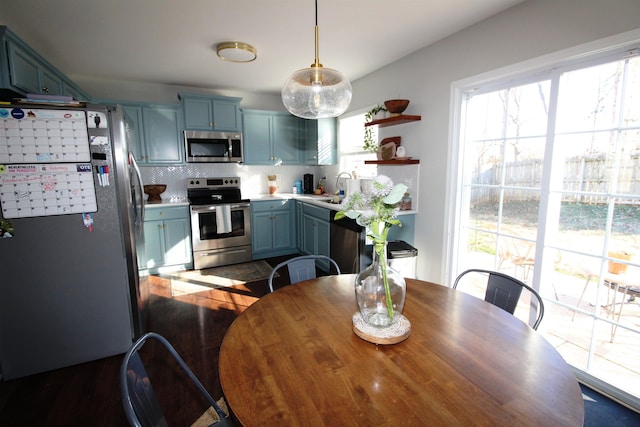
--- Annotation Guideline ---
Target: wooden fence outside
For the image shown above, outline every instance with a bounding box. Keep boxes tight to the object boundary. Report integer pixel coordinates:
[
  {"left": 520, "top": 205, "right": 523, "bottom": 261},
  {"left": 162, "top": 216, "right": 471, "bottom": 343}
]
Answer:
[{"left": 471, "top": 154, "right": 640, "bottom": 205}]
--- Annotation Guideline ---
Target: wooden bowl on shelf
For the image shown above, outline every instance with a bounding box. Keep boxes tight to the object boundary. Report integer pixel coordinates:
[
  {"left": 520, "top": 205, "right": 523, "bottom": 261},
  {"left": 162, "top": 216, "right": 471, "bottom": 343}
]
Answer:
[
  {"left": 384, "top": 99, "right": 410, "bottom": 116},
  {"left": 143, "top": 184, "right": 167, "bottom": 202}
]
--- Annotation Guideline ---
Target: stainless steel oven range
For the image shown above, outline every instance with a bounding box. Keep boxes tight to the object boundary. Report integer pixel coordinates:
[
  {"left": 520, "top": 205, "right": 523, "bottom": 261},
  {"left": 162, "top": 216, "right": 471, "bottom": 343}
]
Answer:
[{"left": 187, "top": 177, "right": 252, "bottom": 269}]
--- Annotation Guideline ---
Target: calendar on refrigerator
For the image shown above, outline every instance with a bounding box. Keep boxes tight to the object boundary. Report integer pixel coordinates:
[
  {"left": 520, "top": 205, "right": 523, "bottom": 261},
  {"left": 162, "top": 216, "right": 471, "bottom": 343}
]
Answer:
[{"left": 0, "top": 107, "right": 97, "bottom": 218}]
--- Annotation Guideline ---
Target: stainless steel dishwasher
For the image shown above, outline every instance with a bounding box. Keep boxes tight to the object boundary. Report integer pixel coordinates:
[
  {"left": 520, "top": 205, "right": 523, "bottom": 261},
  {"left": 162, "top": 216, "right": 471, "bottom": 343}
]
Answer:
[{"left": 330, "top": 215, "right": 366, "bottom": 274}]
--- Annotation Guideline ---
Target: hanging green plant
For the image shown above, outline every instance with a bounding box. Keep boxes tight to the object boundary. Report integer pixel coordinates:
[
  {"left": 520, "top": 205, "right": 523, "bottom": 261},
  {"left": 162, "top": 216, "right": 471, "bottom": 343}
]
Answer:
[{"left": 363, "top": 105, "right": 387, "bottom": 153}]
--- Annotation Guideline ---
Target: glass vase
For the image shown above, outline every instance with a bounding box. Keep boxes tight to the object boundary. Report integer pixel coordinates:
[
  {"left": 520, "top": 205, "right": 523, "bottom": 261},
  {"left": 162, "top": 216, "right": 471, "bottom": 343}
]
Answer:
[{"left": 355, "top": 240, "right": 406, "bottom": 327}]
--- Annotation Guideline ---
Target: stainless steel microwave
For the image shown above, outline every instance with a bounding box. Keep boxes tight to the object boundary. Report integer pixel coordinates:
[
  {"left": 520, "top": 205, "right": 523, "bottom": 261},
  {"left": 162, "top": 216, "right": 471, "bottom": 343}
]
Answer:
[{"left": 184, "top": 130, "right": 243, "bottom": 163}]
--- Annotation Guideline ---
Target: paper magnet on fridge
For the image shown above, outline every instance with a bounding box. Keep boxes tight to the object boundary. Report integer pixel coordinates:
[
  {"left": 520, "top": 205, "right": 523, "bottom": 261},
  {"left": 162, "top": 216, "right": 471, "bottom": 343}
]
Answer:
[{"left": 83, "top": 212, "right": 94, "bottom": 232}]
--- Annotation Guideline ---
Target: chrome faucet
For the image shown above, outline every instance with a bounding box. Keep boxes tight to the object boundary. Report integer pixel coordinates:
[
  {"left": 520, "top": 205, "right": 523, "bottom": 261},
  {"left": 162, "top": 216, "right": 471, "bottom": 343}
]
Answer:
[{"left": 336, "top": 172, "right": 352, "bottom": 189}]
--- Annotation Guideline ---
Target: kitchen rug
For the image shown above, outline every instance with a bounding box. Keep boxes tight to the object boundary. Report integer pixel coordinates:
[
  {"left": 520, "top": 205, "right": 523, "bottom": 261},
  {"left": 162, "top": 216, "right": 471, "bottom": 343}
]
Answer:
[{"left": 167, "top": 260, "right": 277, "bottom": 292}]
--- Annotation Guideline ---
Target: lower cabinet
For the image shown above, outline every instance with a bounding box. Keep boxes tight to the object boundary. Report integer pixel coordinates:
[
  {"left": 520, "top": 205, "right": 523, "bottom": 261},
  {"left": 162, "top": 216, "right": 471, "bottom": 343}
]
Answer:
[
  {"left": 144, "top": 206, "right": 192, "bottom": 273},
  {"left": 296, "top": 200, "right": 304, "bottom": 252},
  {"left": 251, "top": 200, "right": 297, "bottom": 259},
  {"left": 302, "top": 203, "right": 331, "bottom": 270},
  {"left": 252, "top": 200, "right": 332, "bottom": 270}
]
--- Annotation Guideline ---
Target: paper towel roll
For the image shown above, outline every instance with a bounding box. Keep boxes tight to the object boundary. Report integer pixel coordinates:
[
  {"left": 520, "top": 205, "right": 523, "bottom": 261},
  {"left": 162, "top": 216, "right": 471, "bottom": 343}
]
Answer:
[{"left": 346, "top": 179, "right": 361, "bottom": 197}]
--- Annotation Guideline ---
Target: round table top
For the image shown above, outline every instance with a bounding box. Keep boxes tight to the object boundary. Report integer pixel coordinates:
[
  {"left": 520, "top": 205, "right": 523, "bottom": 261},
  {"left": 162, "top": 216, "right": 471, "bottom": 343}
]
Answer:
[{"left": 219, "top": 275, "right": 584, "bottom": 426}]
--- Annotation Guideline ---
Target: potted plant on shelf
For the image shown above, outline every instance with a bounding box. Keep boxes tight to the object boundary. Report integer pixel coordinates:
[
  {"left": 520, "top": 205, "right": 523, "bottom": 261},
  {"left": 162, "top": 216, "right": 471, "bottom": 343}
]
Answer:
[{"left": 363, "top": 105, "right": 387, "bottom": 153}]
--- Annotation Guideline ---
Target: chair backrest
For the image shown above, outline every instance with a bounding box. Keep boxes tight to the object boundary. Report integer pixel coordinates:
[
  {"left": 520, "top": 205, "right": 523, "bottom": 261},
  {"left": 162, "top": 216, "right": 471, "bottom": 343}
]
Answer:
[
  {"left": 120, "top": 332, "right": 232, "bottom": 427},
  {"left": 453, "top": 269, "right": 545, "bottom": 330},
  {"left": 268, "top": 255, "right": 341, "bottom": 292}
]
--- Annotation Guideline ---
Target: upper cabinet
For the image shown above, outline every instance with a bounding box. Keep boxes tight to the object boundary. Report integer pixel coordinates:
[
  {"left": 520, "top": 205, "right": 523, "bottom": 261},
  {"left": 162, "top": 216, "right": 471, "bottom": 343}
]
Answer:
[
  {"left": 179, "top": 93, "right": 242, "bottom": 131},
  {"left": 122, "top": 103, "right": 183, "bottom": 165},
  {"left": 243, "top": 109, "right": 305, "bottom": 165},
  {"left": 304, "top": 117, "right": 337, "bottom": 165},
  {"left": 243, "top": 109, "right": 337, "bottom": 166},
  {"left": 0, "top": 26, "right": 91, "bottom": 100}
]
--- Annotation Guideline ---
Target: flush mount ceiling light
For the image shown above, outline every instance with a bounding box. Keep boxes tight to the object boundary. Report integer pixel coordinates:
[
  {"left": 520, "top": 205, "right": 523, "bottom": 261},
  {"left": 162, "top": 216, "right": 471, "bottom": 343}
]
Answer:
[
  {"left": 216, "top": 41, "right": 257, "bottom": 62},
  {"left": 281, "top": 0, "right": 352, "bottom": 119}
]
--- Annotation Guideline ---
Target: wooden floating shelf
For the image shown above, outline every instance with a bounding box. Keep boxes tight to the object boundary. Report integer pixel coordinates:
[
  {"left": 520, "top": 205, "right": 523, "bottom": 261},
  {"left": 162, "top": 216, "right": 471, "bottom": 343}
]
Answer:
[
  {"left": 365, "top": 159, "right": 420, "bottom": 165},
  {"left": 365, "top": 115, "right": 422, "bottom": 128}
]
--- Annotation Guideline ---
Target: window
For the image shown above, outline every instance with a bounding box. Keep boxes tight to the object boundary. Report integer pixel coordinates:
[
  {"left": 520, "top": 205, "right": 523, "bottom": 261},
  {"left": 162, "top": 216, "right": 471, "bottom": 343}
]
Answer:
[
  {"left": 451, "top": 47, "right": 640, "bottom": 404},
  {"left": 338, "top": 109, "right": 377, "bottom": 178}
]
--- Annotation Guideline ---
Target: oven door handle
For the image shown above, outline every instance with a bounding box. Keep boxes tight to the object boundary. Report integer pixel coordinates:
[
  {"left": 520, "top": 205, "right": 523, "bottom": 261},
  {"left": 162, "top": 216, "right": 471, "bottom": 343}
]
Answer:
[{"left": 190, "top": 203, "right": 250, "bottom": 213}]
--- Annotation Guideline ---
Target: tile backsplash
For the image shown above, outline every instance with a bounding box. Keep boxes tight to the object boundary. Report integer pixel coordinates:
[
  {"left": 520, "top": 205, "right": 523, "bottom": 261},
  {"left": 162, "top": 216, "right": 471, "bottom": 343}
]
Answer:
[{"left": 140, "top": 163, "right": 338, "bottom": 202}]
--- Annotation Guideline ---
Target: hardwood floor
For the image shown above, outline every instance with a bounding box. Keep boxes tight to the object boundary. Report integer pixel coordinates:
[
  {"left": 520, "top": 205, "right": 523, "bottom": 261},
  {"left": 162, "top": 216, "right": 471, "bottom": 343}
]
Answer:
[{"left": 0, "top": 256, "right": 296, "bottom": 427}]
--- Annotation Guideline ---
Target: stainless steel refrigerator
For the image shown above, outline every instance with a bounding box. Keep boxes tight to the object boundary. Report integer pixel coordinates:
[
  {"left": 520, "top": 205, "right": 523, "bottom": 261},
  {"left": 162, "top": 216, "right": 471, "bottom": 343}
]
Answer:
[{"left": 0, "top": 104, "right": 147, "bottom": 380}]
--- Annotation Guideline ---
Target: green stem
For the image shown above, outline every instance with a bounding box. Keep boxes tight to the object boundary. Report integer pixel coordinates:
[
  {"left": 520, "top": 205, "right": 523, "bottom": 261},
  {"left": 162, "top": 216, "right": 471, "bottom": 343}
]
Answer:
[{"left": 374, "top": 231, "right": 394, "bottom": 319}]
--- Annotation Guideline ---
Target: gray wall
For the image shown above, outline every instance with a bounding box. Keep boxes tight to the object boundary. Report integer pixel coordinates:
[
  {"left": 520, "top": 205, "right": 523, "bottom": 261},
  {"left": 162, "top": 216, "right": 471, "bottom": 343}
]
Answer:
[{"left": 349, "top": 0, "right": 640, "bottom": 283}]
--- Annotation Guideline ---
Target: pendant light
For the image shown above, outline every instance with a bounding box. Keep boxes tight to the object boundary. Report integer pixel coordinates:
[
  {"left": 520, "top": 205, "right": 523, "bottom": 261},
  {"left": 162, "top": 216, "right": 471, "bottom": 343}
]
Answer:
[{"left": 281, "top": 0, "right": 352, "bottom": 119}]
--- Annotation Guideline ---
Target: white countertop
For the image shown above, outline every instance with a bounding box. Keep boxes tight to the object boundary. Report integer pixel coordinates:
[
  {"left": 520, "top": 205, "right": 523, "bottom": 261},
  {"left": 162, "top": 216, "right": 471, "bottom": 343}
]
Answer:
[
  {"left": 144, "top": 194, "right": 416, "bottom": 215},
  {"left": 145, "top": 200, "right": 189, "bottom": 208},
  {"left": 249, "top": 193, "right": 417, "bottom": 215}
]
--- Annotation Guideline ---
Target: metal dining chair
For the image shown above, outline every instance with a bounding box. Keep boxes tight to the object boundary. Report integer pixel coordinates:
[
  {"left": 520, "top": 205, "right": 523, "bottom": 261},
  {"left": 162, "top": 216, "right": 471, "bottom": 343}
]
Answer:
[
  {"left": 268, "top": 255, "right": 341, "bottom": 292},
  {"left": 453, "top": 268, "right": 545, "bottom": 330},
  {"left": 120, "top": 332, "right": 233, "bottom": 427}
]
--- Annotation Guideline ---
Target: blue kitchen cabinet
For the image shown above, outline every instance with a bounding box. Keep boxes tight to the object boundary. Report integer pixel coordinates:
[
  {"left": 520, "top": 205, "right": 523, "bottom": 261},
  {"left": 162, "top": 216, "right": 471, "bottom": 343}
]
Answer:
[
  {"left": 0, "top": 26, "right": 91, "bottom": 100},
  {"left": 8, "top": 42, "right": 63, "bottom": 95},
  {"left": 122, "top": 104, "right": 145, "bottom": 161},
  {"left": 144, "top": 206, "right": 192, "bottom": 273},
  {"left": 121, "top": 103, "right": 182, "bottom": 165},
  {"left": 305, "top": 117, "right": 337, "bottom": 165},
  {"left": 296, "top": 200, "right": 304, "bottom": 252},
  {"left": 302, "top": 203, "right": 331, "bottom": 270},
  {"left": 142, "top": 104, "right": 182, "bottom": 164},
  {"left": 179, "top": 93, "right": 242, "bottom": 131},
  {"left": 251, "top": 200, "right": 297, "bottom": 259},
  {"left": 242, "top": 111, "right": 272, "bottom": 165},
  {"left": 273, "top": 113, "right": 304, "bottom": 164},
  {"left": 243, "top": 109, "right": 304, "bottom": 165}
]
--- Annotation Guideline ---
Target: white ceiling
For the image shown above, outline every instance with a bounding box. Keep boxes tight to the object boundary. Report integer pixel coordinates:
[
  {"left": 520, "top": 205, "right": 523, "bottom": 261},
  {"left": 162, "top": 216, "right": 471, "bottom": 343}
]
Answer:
[{"left": 0, "top": 0, "right": 524, "bottom": 95}]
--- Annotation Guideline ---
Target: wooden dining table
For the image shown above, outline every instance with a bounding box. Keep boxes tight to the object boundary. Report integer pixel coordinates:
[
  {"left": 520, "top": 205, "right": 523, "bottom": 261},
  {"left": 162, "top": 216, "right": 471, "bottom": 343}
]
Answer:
[{"left": 218, "top": 275, "right": 584, "bottom": 426}]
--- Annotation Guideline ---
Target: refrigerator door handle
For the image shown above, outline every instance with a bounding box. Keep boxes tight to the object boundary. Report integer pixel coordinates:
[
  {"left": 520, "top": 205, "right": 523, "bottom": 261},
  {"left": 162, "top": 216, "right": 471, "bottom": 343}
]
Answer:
[{"left": 128, "top": 152, "right": 145, "bottom": 225}]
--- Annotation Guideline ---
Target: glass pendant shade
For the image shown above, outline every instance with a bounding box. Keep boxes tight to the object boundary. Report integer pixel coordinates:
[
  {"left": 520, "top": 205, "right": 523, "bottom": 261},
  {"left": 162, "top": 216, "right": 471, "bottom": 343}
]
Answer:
[
  {"left": 281, "top": 0, "right": 351, "bottom": 119},
  {"left": 282, "top": 65, "right": 352, "bottom": 119}
]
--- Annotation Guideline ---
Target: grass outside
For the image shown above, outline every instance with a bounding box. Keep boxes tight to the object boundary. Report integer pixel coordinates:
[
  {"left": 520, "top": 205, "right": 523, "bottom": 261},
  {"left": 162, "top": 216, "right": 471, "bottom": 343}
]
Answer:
[{"left": 469, "top": 200, "right": 640, "bottom": 261}]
